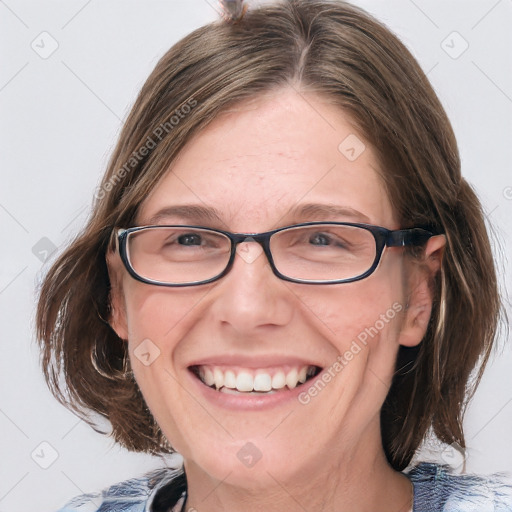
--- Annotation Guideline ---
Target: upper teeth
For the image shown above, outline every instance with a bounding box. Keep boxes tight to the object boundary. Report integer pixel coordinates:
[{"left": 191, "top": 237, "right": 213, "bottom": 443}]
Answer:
[{"left": 197, "top": 365, "right": 317, "bottom": 392}]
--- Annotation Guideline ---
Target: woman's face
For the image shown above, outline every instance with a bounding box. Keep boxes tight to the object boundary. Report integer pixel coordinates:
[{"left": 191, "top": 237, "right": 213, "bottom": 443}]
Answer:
[{"left": 110, "top": 87, "right": 440, "bottom": 487}]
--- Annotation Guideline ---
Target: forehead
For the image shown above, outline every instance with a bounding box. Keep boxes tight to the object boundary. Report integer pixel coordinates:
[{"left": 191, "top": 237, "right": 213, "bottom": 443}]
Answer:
[{"left": 137, "top": 88, "right": 397, "bottom": 230}]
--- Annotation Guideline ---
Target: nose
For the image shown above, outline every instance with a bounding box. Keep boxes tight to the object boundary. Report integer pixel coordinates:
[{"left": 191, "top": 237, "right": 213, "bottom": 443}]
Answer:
[{"left": 208, "top": 239, "right": 294, "bottom": 334}]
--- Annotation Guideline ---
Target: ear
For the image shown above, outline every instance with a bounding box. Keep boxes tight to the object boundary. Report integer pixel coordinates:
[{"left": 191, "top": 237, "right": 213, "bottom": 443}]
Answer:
[
  {"left": 105, "top": 249, "right": 129, "bottom": 341},
  {"left": 398, "top": 235, "right": 446, "bottom": 348}
]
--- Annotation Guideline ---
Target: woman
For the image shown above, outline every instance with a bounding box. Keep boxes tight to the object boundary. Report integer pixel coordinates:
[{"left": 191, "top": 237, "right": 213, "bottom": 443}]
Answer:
[{"left": 37, "top": 0, "right": 512, "bottom": 511}]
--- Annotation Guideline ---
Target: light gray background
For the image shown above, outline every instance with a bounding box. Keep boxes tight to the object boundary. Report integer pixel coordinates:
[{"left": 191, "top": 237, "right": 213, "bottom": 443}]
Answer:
[{"left": 1, "top": 1, "right": 511, "bottom": 511}]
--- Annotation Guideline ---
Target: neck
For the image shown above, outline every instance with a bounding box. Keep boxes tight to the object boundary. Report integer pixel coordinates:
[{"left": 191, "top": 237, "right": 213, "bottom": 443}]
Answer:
[{"left": 183, "top": 419, "right": 413, "bottom": 512}]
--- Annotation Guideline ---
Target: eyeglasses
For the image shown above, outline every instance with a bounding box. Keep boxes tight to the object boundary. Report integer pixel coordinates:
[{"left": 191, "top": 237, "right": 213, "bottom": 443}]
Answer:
[{"left": 115, "top": 222, "right": 436, "bottom": 287}]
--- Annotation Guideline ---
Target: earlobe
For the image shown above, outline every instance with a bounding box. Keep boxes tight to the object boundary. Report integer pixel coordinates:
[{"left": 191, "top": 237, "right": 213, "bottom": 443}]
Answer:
[
  {"left": 106, "top": 250, "right": 129, "bottom": 341},
  {"left": 398, "top": 279, "right": 434, "bottom": 347},
  {"left": 398, "top": 235, "right": 446, "bottom": 348}
]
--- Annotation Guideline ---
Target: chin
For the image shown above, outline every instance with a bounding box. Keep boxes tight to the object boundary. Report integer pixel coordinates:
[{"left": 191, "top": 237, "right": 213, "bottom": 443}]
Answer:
[{"left": 186, "top": 442, "right": 305, "bottom": 490}]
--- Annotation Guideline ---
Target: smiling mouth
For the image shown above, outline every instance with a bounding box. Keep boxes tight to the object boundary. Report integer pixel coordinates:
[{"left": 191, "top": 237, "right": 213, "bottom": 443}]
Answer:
[{"left": 190, "top": 365, "right": 322, "bottom": 395}]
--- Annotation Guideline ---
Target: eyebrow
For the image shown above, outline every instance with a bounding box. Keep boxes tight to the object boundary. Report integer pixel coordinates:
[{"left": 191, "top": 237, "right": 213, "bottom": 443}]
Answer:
[
  {"left": 289, "top": 203, "right": 371, "bottom": 223},
  {"left": 144, "top": 205, "right": 224, "bottom": 225},
  {"left": 143, "top": 202, "right": 370, "bottom": 227}
]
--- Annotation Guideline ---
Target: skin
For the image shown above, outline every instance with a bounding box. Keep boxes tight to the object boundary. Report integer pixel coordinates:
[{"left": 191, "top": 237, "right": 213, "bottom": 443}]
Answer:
[{"left": 108, "top": 87, "right": 445, "bottom": 512}]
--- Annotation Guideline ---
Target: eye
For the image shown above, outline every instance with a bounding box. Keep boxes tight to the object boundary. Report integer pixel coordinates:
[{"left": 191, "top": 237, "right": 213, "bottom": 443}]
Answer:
[
  {"left": 309, "top": 233, "right": 333, "bottom": 246},
  {"left": 177, "top": 233, "right": 203, "bottom": 246}
]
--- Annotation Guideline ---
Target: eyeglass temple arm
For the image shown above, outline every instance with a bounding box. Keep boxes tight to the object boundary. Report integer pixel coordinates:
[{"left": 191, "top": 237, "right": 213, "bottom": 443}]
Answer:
[{"left": 386, "top": 228, "right": 437, "bottom": 247}]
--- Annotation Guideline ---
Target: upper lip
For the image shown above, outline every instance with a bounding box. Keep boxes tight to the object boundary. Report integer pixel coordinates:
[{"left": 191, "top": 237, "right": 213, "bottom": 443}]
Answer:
[{"left": 187, "top": 354, "right": 324, "bottom": 369}]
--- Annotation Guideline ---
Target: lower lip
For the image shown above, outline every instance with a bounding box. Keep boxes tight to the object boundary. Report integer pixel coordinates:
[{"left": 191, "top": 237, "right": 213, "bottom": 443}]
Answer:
[{"left": 187, "top": 369, "right": 320, "bottom": 411}]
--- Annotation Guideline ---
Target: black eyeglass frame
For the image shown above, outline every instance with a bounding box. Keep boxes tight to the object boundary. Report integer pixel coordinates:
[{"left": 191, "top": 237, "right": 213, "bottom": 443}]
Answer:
[{"left": 116, "top": 222, "right": 438, "bottom": 287}]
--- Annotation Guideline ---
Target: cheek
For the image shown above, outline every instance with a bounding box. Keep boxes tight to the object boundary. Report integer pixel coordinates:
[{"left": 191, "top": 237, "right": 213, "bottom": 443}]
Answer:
[
  {"left": 122, "top": 281, "right": 206, "bottom": 346},
  {"left": 121, "top": 282, "right": 211, "bottom": 396},
  {"left": 120, "top": 284, "right": 208, "bottom": 448},
  {"left": 295, "top": 270, "right": 405, "bottom": 353}
]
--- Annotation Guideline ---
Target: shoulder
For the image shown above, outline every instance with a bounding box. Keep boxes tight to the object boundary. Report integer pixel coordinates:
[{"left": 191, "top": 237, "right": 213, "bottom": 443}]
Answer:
[
  {"left": 405, "top": 462, "right": 512, "bottom": 512},
  {"left": 56, "top": 467, "right": 184, "bottom": 512}
]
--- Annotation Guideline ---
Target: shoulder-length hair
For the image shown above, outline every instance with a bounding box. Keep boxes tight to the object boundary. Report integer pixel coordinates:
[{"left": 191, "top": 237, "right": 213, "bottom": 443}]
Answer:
[{"left": 36, "top": 0, "right": 501, "bottom": 471}]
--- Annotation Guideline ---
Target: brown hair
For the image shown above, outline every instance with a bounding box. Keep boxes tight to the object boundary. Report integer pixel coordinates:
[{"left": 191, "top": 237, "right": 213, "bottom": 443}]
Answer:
[{"left": 36, "top": 0, "right": 501, "bottom": 471}]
